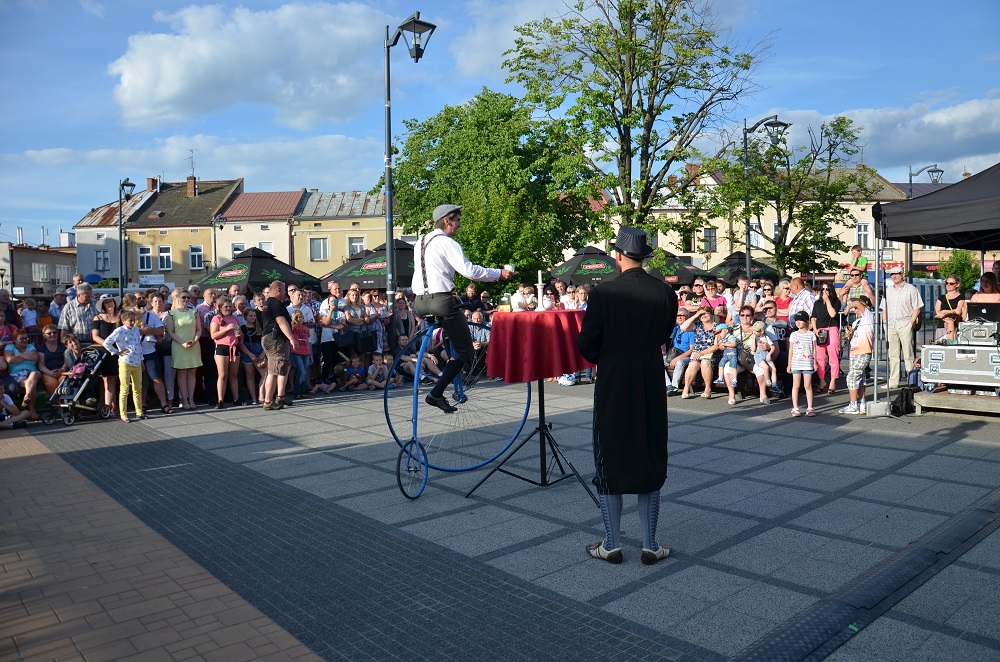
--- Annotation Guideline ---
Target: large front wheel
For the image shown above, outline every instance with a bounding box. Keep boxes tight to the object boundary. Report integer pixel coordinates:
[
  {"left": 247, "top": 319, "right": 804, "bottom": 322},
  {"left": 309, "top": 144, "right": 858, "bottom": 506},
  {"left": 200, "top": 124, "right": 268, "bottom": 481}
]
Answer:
[{"left": 385, "top": 324, "right": 531, "bottom": 472}]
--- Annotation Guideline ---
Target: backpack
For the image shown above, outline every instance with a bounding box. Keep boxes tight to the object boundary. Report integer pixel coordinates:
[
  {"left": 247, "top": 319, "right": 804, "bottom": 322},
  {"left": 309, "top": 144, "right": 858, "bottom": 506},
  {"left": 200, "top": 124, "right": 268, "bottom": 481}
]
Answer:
[{"left": 890, "top": 387, "right": 916, "bottom": 416}]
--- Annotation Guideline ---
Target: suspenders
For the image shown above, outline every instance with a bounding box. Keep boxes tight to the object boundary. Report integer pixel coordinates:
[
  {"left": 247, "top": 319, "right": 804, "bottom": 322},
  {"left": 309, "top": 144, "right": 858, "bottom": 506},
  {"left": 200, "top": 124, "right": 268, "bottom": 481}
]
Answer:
[{"left": 420, "top": 231, "right": 442, "bottom": 293}]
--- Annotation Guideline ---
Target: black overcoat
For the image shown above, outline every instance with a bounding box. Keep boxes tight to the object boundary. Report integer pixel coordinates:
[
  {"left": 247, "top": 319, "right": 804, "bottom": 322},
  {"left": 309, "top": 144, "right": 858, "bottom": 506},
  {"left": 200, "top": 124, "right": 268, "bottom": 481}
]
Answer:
[{"left": 577, "top": 267, "right": 678, "bottom": 494}]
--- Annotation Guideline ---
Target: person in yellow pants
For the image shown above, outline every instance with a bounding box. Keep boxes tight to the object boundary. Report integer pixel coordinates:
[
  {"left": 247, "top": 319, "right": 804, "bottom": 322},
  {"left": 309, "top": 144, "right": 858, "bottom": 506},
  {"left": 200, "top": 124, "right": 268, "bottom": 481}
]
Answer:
[{"left": 102, "top": 309, "right": 146, "bottom": 422}]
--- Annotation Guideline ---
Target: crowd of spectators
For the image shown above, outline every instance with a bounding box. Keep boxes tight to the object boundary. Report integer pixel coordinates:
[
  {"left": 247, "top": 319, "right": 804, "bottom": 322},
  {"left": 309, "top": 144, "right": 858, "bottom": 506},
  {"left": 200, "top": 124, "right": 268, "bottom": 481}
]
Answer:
[{"left": 3, "top": 259, "right": 998, "bottom": 426}]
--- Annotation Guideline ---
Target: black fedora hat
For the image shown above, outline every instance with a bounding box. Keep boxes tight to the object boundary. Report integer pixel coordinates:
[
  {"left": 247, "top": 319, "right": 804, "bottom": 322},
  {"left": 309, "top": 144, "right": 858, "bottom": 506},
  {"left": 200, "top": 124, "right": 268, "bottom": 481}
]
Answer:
[{"left": 611, "top": 227, "right": 653, "bottom": 260}]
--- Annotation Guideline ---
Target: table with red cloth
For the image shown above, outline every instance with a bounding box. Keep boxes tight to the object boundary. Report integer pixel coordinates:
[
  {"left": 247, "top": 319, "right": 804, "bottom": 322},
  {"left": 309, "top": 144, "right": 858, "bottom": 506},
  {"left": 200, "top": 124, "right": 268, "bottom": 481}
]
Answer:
[{"left": 486, "top": 310, "right": 594, "bottom": 383}]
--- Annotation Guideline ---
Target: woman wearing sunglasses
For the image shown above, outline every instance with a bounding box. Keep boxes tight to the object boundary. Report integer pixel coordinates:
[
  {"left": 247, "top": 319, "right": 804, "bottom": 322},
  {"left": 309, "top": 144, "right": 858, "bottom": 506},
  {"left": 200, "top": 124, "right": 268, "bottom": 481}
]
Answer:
[{"left": 935, "top": 274, "right": 967, "bottom": 321}]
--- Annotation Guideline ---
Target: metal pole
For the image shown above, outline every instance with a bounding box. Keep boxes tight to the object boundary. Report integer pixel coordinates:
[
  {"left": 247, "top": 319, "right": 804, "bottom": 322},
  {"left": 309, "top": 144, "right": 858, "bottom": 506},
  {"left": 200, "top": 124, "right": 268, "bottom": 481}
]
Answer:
[
  {"left": 743, "top": 119, "right": 751, "bottom": 281},
  {"left": 118, "top": 183, "right": 124, "bottom": 299},
  {"left": 384, "top": 25, "right": 396, "bottom": 302}
]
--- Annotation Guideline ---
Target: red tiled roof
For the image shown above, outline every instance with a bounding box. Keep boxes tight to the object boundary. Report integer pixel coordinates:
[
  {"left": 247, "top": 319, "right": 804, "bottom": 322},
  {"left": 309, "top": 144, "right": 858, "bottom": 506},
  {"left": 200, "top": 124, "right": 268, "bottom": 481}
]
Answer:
[{"left": 221, "top": 190, "right": 306, "bottom": 221}]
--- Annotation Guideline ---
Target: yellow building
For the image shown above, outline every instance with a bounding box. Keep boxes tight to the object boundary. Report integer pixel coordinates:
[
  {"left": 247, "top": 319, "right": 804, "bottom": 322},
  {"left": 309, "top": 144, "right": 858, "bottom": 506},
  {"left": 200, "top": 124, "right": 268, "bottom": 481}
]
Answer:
[
  {"left": 124, "top": 177, "right": 243, "bottom": 290},
  {"left": 291, "top": 191, "right": 403, "bottom": 276}
]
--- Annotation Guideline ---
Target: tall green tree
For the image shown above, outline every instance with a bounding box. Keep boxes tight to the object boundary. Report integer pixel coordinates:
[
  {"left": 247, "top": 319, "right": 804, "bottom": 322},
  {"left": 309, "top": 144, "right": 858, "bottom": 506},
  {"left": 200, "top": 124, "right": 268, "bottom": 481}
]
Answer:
[
  {"left": 504, "top": 0, "right": 761, "bottom": 235},
  {"left": 387, "top": 88, "right": 605, "bottom": 282},
  {"left": 672, "top": 116, "right": 881, "bottom": 276},
  {"left": 937, "top": 249, "right": 980, "bottom": 291}
]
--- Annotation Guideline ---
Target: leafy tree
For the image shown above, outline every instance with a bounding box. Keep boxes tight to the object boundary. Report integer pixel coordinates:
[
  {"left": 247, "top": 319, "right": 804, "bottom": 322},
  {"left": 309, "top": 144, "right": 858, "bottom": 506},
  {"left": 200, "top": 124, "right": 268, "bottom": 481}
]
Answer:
[
  {"left": 385, "top": 88, "right": 605, "bottom": 288},
  {"left": 671, "top": 116, "right": 880, "bottom": 276},
  {"left": 937, "top": 249, "right": 980, "bottom": 291},
  {"left": 504, "top": 0, "right": 761, "bottom": 235}
]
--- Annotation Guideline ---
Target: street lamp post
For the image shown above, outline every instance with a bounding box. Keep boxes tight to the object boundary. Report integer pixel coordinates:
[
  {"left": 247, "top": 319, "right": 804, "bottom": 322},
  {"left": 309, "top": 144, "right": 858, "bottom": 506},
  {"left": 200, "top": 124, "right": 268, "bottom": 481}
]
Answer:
[
  {"left": 742, "top": 116, "right": 789, "bottom": 280},
  {"left": 384, "top": 12, "right": 436, "bottom": 302},
  {"left": 118, "top": 178, "right": 136, "bottom": 298},
  {"left": 906, "top": 164, "right": 944, "bottom": 281}
]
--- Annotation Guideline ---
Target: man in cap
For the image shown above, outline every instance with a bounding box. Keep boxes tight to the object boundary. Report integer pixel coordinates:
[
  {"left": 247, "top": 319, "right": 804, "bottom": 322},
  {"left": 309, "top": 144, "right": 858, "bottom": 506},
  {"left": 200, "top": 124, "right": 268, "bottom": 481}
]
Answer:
[
  {"left": 411, "top": 204, "right": 513, "bottom": 413},
  {"left": 839, "top": 295, "right": 876, "bottom": 414},
  {"left": 578, "top": 227, "right": 677, "bottom": 565},
  {"left": 880, "top": 266, "right": 923, "bottom": 388}
]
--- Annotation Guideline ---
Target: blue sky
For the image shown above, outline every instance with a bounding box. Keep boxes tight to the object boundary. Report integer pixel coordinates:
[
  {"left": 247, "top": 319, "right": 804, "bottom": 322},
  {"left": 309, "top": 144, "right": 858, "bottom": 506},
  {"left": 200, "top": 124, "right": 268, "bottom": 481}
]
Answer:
[{"left": 1, "top": 0, "right": 998, "bottom": 247}]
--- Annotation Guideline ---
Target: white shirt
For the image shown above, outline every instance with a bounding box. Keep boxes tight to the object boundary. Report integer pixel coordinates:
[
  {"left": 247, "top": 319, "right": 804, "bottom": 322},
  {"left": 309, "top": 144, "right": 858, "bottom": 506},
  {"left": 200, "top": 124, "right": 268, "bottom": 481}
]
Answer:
[
  {"left": 139, "top": 311, "right": 164, "bottom": 355},
  {"left": 411, "top": 229, "right": 500, "bottom": 295}
]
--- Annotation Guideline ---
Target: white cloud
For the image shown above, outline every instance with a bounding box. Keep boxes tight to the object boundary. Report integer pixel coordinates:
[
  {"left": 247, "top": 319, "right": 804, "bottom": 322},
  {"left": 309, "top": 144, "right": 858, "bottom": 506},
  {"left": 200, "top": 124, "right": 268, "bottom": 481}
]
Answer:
[
  {"left": 79, "top": 0, "right": 103, "bottom": 18},
  {"left": 448, "top": 0, "right": 575, "bottom": 79},
  {"left": 108, "top": 3, "right": 394, "bottom": 130},
  {"left": 4, "top": 133, "right": 383, "bottom": 229}
]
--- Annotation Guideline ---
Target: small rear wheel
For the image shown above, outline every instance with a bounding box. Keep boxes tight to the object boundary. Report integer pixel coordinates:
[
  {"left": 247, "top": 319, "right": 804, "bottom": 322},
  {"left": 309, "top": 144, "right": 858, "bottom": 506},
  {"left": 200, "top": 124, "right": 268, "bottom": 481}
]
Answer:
[
  {"left": 41, "top": 410, "right": 56, "bottom": 425},
  {"left": 62, "top": 412, "right": 76, "bottom": 426},
  {"left": 397, "top": 440, "right": 428, "bottom": 500},
  {"left": 98, "top": 404, "right": 113, "bottom": 419},
  {"left": 924, "top": 383, "right": 936, "bottom": 393}
]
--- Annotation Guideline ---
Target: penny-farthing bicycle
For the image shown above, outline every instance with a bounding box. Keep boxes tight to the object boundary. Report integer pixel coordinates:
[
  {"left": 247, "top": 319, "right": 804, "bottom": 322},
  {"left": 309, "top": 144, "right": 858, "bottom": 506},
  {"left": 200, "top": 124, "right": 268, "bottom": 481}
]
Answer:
[{"left": 385, "top": 318, "right": 531, "bottom": 499}]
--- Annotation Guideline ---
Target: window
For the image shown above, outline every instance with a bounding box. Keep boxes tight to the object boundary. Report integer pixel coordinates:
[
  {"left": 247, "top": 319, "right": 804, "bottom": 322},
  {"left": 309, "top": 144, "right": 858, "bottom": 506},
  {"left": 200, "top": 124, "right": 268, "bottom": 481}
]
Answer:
[
  {"left": 702, "top": 228, "right": 717, "bottom": 253},
  {"left": 96, "top": 232, "right": 105, "bottom": 241},
  {"left": 351, "top": 222, "right": 360, "bottom": 227},
  {"left": 190, "top": 228, "right": 200, "bottom": 233},
  {"left": 189, "top": 245, "right": 204, "bottom": 270},
  {"left": 159, "top": 230, "right": 167, "bottom": 235},
  {"left": 310, "top": 237, "right": 329, "bottom": 261},
  {"left": 772, "top": 222, "right": 782, "bottom": 244},
  {"left": 749, "top": 223, "right": 763, "bottom": 249},
  {"left": 856, "top": 223, "right": 870, "bottom": 249},
  {"left": 684, "top": 235, "right": 696, "bottom": 253},
  {"left": 231, "top": 243, "right": 246, "bottom": 259},
  {"left": 158, "top": 246, "right": 172, "bottom": 270},
  {"left": 922, "top": 244, "right": 936, "bottom": 250},
  {"left": 32, "top": 262, "right": 49, "bottom": 282},
  {"left": 56, "top": 265, "right": 71, "bottom": 284},
  {"left": 95, "top": 250, "right": 110, "bottom": 272},
  {"left": 138, "top": 230, "right": 147, "bottom": 236},
  {"left": 259, "top": 224, "right": 270, "bottom": 231},
  {"left": 233, "top": 225, "right": 242, "bottom": 232},
  {"left": 348, "top": 237, "right": 365, "bottom": 257},
  {"left": 257, "top": 242, "right": 274, "bottom": 255},
  {"left": 137, "top": 246, "right": 152, "bottom": 271}
]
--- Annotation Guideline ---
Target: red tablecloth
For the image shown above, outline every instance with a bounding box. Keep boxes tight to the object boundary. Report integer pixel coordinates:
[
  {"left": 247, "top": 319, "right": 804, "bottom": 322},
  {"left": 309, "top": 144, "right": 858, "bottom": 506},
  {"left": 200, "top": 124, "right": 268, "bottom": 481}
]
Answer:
[{"left": 486, "top": 310, "right": 595, "bottom": 383}]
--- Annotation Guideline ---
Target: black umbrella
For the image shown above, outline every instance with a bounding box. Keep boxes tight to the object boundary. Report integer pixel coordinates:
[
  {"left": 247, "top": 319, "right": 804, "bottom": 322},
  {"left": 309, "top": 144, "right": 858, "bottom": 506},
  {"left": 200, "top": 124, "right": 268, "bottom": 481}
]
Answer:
[
  {"left": 319, "top": 240, "right": 415, "bottom": 290},
  {"left": 707, "top": 251, "right": 780, "bottom": 286},
  {"left": 655, "top": 251, "right": 713, "bottom": 286},
  {"left": 196, "top": 247, "right": 321, "bottom": 294},
  {"left": 550, "top": 246, "right": 618, "bottom": 286}
]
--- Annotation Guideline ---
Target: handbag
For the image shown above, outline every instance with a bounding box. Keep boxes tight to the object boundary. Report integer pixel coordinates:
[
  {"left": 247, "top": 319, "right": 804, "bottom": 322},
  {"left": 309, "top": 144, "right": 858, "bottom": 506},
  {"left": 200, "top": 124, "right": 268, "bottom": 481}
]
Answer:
[
  {"left": 253, "top": 353, "right": 268, "bottom": 370},
  {"left": 355, "top": 326, "right": 376, "bottom": 354},
  {"left": 816, "top": 328, "right": 829, "bottom": 345},
  {"left": 737, "top": 334, "right": 755, "bottom": 371}
]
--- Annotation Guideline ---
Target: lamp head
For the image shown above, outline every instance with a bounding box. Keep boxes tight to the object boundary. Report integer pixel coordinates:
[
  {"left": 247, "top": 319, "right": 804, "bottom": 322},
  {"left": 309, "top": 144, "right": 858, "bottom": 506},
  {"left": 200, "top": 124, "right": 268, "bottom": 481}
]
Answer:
[
  {"left": 928, "top": 167, "right": 944, "bottom": 184},
  {"left": 392, "top": 12, "right": 436, "bottom": 63},
  {"left": 120, "top": 177, "right": 136, "bottom": 201},
  {"left": 763, "top": 119, "right": 789, "bottom": 145}
]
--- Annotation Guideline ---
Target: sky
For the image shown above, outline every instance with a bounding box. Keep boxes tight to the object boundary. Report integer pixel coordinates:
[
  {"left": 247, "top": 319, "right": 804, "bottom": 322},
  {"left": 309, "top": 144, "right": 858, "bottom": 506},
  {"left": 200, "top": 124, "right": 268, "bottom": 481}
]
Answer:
[{"left": 1, "top": 0, "right": 998, "bottom": 248}]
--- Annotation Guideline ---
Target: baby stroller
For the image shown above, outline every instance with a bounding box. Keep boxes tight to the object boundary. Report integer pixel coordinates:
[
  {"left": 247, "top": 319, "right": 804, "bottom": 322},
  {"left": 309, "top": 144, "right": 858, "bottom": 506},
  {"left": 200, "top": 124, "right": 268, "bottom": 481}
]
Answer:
[{"left": 42, "top": 346, "right": 115, "bottom": 426}]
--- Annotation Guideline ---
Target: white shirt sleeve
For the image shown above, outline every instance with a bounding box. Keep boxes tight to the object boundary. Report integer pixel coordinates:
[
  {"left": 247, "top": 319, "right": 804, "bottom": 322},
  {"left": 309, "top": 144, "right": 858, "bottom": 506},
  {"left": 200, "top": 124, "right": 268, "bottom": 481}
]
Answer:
[{"left": 413, "top": 230, "right": 500, "bottom": 294}]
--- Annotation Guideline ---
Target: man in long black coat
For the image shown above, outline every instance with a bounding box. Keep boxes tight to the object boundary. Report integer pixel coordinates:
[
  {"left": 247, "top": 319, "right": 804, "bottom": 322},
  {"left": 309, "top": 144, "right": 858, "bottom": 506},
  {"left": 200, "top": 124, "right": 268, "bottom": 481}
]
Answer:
[{"left": 578, "top": 228, "right": 678, "bottom": 565}]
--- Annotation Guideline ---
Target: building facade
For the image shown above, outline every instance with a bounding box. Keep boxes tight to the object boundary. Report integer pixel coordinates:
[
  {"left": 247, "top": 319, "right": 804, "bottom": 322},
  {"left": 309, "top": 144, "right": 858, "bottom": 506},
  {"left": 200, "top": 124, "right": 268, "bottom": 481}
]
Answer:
[{"left": 291, "top": 191, "right": 396, "bottom": 276}]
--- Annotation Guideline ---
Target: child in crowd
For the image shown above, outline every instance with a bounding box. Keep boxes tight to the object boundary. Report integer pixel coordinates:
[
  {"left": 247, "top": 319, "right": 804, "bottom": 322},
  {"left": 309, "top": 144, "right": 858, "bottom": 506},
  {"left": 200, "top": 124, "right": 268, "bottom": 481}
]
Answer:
[
  {"left": 840, "top": 296, "right": 875, "bottom": 415},
  {"left": 0, "top": 393, "right": 31, "bottom": 429},
  {"left": 311, "top": 350, "right": 349, "bottom": 394},
  {"left": 787, "top": 310, "right": 818, "bottom": 416},
  {"left": 366, "top": 352, "right": 400, "bottom": 390},
  {"left": 289, "top": 310, "right": 312, "bottom": 398},
  {"left": 20, "top": 298, "right": 38, "bottom": 333},
  {"left": 340, "top": 356, "right": 367, "bottom": 391},
  {"left": 751, "top": 321, "right": 777, "bottom": 387},
  {"left": 714, "top": 324, "right": 739, "bottom": 384},
  {"left": 102, "top": 309, "right": 145, "bottom": 423}
]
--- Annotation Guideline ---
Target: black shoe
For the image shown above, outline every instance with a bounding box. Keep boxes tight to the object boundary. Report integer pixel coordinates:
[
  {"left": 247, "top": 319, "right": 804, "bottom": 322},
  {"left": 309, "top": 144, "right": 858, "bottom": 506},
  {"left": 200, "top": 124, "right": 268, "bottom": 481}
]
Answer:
[
  {"left": 277, "top": 396, "right": 294, "bottom": 407},
  {"left": 215, "top": 402, "right": 224, "bottom": 409},
  {"left": 425, "top": 394, "right": 457, "bottom": 413}
]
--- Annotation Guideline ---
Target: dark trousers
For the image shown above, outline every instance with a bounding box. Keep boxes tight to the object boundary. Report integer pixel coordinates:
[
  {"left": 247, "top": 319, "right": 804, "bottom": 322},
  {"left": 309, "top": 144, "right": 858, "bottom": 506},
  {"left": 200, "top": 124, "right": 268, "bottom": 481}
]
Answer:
[{"left": 413, "top": 293, "right": 472, "bottom": 399}]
